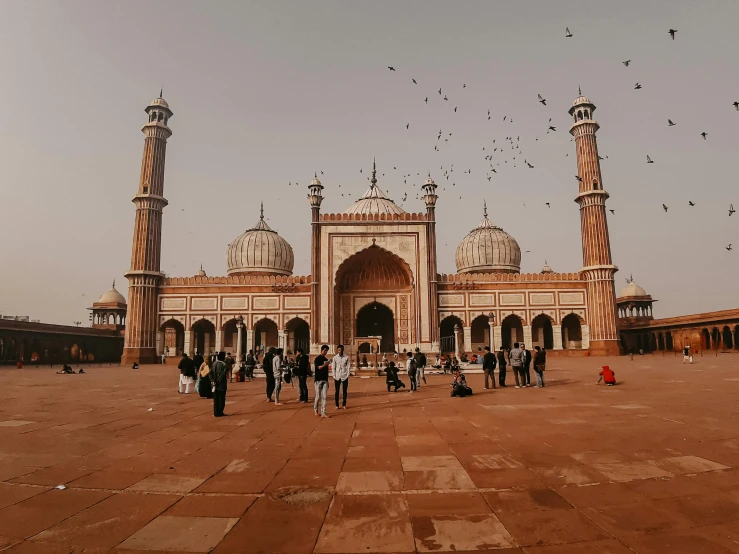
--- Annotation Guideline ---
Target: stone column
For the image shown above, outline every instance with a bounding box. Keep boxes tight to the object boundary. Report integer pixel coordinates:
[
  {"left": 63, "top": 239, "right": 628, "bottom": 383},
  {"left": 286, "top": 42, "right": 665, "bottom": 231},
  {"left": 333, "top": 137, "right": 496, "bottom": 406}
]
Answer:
[
  {"left": 493, "top": 326, "right": 502, "bottom": 351},
  {"left": 463, "top": 326, "right": 471, "bottom": 354},
  {"left": 552, "top": 325, "right": 563, "bottom": 350},
  {"left": 184, "top": 331, "right": 194, "bottom": 356},
  {"left": 523, "top": 326, "right": 533, "bottom": 348},
  {"left": 246, "top": 328, "right": 254, "bottom": 354},
  {"left": 454, "top": 324, "right": 462, "bottom": 360},
  {"left": 278, "top": 330, "right": 287, "bottom": 351},
  {"left": 236, "top": 319, "right": 244, "bottom": 363},
  {"left": 215, "top": 330, "right": 223, "bottom": 354},
  {"left": 488, "top": 314, "right": 495, "bottom": 351},
  {"left": 156, "top": 331, "right": 164, "bottom": 357},
  {"left": 582, "top": 325, "right": 590, "bottom": 350}
]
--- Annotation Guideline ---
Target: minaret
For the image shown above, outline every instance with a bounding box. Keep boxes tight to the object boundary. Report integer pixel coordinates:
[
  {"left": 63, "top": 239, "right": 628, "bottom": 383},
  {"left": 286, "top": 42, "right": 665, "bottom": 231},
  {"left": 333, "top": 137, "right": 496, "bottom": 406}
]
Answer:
[
  {"left": 423, "top": 173, "right": 440, "bottom": 350},
  {"left": 121, "top": 93, "right": 173, "bottom": 365},
  {"left": 569, "top": 93, "right": 620, "bottom": 355},
  {"left": 307, "top": 172, "right": 324, "bottom": 352}
]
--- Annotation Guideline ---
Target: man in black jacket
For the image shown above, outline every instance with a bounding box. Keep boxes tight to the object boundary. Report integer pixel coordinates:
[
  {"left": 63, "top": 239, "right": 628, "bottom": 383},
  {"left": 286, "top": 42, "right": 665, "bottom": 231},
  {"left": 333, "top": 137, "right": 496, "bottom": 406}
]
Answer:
[
  {"left": 482, "top": 346, "right": 497, "bottom": 389},
  {"left": 496, "top": 347, "right": 508, "bottom": 387},
  {"left": 295, "top": 348, "right": 310, "bottom": 403},
  {"left": 211, "top": 351, "right": 229, "bottom": 417},
  {"left": 177, "top": 354, "right": 195, "bottom": 394},
  {"left": 521, "top": 344, "right": 532, "bottom": 387},
  {"left": 192, "top": 351, "right": 204, "bottom": 373},
  {"left": 263, "top": 347, "right": 276, "bottom": 402}
]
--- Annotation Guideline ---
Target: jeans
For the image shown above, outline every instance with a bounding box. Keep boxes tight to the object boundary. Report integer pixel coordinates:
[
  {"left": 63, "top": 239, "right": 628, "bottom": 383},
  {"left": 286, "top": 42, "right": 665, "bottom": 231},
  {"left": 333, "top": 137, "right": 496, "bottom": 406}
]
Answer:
[
  {"left": 266, "top": 374, "right": 275, "bottom": 400},
  {"left": 274, "top": 378, "right": 282, "bottom": 403},
  {"left": 410, "top": 373, "right": 417, "bottom": 391},
  {"left": 535, "top": 371, "right": 545, "bottom": 387},
  {"left": 418, "top": 366, "right": 425, "bottom": 386},
  {"left": 512, "top": 366, "right": 524, "bottom": 386},
  {"left": 498, "top": 365, "right": 507, "bottom": 386},
  {"left": 213, "top": 389, "right": 226, "bottom": 416},
  {"left": 484, "top": 368, "right": 496, "bottom": 389},
  {"left": 246, "top": 365, "right": 255, "bottom": 379},
  {"left": 523, "top": 365, "right": 531, "bottom": 386},
  {"left": 298, "top": 375, "right": 309, "bottom": 402},
  {"left": 334, "top": 378, "right": 348, "bottom": 407},
  {"left": 314, "top": 381, "right": 328, "bottom": 415}
]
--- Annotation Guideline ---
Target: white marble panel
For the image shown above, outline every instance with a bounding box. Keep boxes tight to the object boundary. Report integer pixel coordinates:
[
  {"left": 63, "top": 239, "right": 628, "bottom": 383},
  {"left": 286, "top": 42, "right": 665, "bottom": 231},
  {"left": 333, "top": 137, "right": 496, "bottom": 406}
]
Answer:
[{"left": 161, "top": 297, "right": 186, "bottom": 311}]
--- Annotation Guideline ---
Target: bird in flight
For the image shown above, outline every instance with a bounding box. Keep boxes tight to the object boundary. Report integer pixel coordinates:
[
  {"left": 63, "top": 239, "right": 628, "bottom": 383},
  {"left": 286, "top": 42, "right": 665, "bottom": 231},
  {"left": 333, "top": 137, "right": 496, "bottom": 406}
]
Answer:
[
  {"left": 548, "top": 126, "right": 556, "bottom": 132},
  {"left": 412, "top": 78, "right": 417, "bottom": 84},
  {"left": 700, "top": 132, "right": 707, "bottom": 140},
  {"left": 727, "top": 244, "right": 733, "bottom": 251},
  {"left": 688, "top": 201, "right": 695, "bottom": 206},
  {"left": 545, "top": 202, "right": 551, "bottom": 208},
  {"left": 454, "top": 106, "right": 457, "bottom": 113},
  {"left": 438, "top": 88, "right": 442, "bottom": 95},
  {"left": 662, "top": 204, "right": 668, "bottom": 212},
  {"left": 647, "top": 155, "right": 654, "bottom": 164},
  {"left": 623, "top": 60, "right": 631, "bottom": 67},
  {"left": 668, "top": 119, "right": 676, "bottom": 126},
  {"left": 565, "top": 27, "right": 573, "bottom": 37},
  {"left": 406, "top": 123, "right": 410, "bottom": 130},
  {"left": 668, "top": 28, "right": 677, "bottom": 40},
  {"left": 730, "top": 204, "right": 736, "bottom": 216},
  {"left": 575, "top": 175, "right": 583, "bottom": 182},
  {"left": 526, "top": 160, "right": 534, "bottom": 168},
  {"left": 634, "top": 83, "right": 642, "bottom": 90},
  {"left": 388, "top": 66, "right": 396, "bottom": 71},
  {"left": 425, "top": 97, "right": 428, "bottom": 104},
  {"left": 463, "top": 84, "right": 466, "bottom": 88},
  {"left": 538, "top": 94, "right": 547, "bottom": 106},
  {"left": 734, "top": 101, "right": 739, "bottom": 111},
  {"left": 609, "top": 209, "right": 615, "bottom": 215}
]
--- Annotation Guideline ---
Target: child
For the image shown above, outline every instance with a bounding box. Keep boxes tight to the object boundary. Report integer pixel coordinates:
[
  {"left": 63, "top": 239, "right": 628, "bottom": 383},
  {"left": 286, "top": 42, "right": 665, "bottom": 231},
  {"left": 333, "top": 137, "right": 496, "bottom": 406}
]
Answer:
[{"left": 597, "top": 365, "right": 616, "bottom": 386}]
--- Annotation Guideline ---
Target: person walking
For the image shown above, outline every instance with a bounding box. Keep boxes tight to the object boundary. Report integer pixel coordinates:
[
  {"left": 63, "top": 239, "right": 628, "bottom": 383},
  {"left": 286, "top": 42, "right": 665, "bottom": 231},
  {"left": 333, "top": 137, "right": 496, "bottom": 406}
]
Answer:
[
  {"left": 263, "top": 347, "right": 275, "bottom": 402},
  {"left": 482, "top": 345, "right": 497, "bottom": 389},
  {"left": 414, "top": 347, "right": 427, "bottom": 387},
  {"left": 192, "top": 351, "right": 204, "bottom": 374},
  {"left": 272, "top": 348, "right": 285, "bottom": 406},
  {"left": 533, "top": 346, "right": 546, "bottom": 387},
  {"left": 521, "top": 344, "right": 532, "bottom": 387},
  {"left": 225, "top": 353, "right": 235, "bottom": 383},
  {"left": 211, "top": 351, "right": 229, "bottom": 417},
  {"left": 245, "top": 349, "right": 256, "bottom": 381},
  {"left": 683, "top": 345, "right": 692, "bottom": 364},
  {"left": 509, "top": 342, "right": 525, "bottom": 388},
  {"left": 406, "top": 352, "right": 418, "bottom": 393},
  {"left": 197, "top": 356, "right": 213, "bottom": 399},
  {"left": 295, "top": 348, "right": 310, "bottom": 403},
  {"left": 314, "top": 345, "right": 330, "bottom": 417},
  {"left": 331, "top": 345, "right": 351, "bottom": 409},
  {"left": 177, "top": 353, "right": 195, "bottom": 394},
  {"left": 496, "top": 347, "right": 508, "bottom": 387}
]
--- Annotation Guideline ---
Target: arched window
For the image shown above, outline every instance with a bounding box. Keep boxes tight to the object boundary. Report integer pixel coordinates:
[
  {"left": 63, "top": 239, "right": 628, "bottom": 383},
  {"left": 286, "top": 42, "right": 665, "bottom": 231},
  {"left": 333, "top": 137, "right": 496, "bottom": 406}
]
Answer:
[
  {"left": 584, "top": 110, "right": 590, "bottom": 119},
  {"left": 577, "top": 110, "right": 583, "bottom": 120}
]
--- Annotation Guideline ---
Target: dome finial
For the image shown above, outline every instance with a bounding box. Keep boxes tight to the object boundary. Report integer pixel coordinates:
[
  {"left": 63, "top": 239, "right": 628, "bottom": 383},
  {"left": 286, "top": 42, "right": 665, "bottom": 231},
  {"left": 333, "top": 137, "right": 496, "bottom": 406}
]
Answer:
[
  {"left": 112, "top": 278, "right": 116, "bottom": 289},
  {"left": 314, "top": 171, "right": 317, "bottom": 179},
  {"left": 260, "top": 201, "right": 264, "bottom": 220},
  {"left": 159, "top": 88, "right": 163, "bottom": 99},
  {"left": 483, "top": 199, "right": 488, "bottom": 218},
  {"left": 371, "top": 158, "right": 377, "bottom": 187},
  {"left": 578, "top": 85, "right": 582, "bottom": 96}
]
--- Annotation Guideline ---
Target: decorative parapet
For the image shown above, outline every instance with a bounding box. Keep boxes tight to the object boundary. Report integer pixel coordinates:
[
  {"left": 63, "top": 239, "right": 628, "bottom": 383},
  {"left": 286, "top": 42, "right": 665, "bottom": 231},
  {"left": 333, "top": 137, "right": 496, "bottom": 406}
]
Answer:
[
  {"left": 319, "top": 212, "right": 427, "bottom": 222},
  {"left": 162, "top": 275, "right": 312, "bottom": 286},
  {"left": 437, "top": 272, "right": 584, "bottom": 283}
]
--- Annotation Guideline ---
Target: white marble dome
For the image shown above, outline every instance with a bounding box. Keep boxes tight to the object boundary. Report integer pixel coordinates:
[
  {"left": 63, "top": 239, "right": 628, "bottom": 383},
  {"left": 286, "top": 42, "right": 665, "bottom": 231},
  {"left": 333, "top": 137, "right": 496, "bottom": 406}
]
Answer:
[
  {"left": 344, "top": 162, "right": 406, "bottom": 216},
  {"left": 620, "top": 280, "right": 648, "bottom": 298},
  {"left": 455, "top": 204, "right": 521, "bottom": 274},
  {"left": 227, "top": 205, "right": 294, "bottom": 276},
  {"left": 98, "top": 282, "right": 126, "bottom": 305}
]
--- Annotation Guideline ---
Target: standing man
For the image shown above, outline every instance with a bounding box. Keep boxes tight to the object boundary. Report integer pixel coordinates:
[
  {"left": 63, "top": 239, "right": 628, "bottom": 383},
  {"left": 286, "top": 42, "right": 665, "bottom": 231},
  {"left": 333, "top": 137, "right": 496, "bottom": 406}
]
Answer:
[
  {"left": 177, "top": 353, "right": 195, "bottom": 394},
  {"left": 314, "top": 345, "right": 330, "bottom": 418},
  {"left": 211, "top": 351, "right": 229, "bottom": 417},
  {"left": 332, "top": 344, "right": 351, "bottom": 410},
  {"left": 192, "top": 351, "right": 204, "bottom": 375},
  {"left": 263, "top": 347, "right": 275, "bottom": 402},
  {"left": 414, "top": 347, "right": 427, "bottom": 387},
  {"left": 521, "top": 344, "right": 532, "bottom": 387},
  {"left": 683, "top": 345, "right": 692, "bottom": 364},
  {"left": 482, "top": 345, "right": 497, "bottom": 390},
  {"left": 510, "top": 342, "right": 525, "bottom": 388},
  {"left": 272, "top": 348, "right": 284, "bottom": 406},
  {"left": 295, "top": 348, "right": 310, "bottom": 403},
  {"left": 497, "top": 347, "right": 508, "bottom": 387},
  {"left": 406, "top": 352, "right": 418, "bottom": 393}
]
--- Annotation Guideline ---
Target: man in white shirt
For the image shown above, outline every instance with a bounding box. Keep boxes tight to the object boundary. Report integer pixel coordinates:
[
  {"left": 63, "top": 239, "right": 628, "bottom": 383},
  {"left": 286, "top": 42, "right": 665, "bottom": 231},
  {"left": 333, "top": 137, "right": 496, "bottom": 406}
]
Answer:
[{"left": 331, "top": 344, "right": 351, "bottom": 410}]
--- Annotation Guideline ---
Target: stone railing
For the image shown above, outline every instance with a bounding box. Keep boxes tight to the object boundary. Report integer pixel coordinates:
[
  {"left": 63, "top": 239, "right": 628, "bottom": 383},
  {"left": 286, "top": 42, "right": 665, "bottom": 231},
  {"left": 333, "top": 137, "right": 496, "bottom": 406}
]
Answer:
[
  {"left": 437, "top": 272, "right": 584, "bottom": 283},
  {"left": 319, "top": 212, "right": 427, "bottom": 222},
  {"left": 162, "top": 275, "right": 311, "bottom": 286}
]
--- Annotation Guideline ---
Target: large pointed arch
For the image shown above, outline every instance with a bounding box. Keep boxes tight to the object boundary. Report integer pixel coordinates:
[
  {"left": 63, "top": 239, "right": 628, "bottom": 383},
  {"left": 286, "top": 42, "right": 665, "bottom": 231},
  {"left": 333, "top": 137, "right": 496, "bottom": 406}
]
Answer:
[{"left": 335, "top": 244, "right": 413, "bottom": 292}]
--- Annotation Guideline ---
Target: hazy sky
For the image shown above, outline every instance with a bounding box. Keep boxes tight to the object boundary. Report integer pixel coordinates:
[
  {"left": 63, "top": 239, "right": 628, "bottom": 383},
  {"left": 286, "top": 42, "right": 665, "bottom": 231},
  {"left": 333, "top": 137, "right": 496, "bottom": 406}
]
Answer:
[{"left": 1, "top": 0, "right": 737, "bottom": 324}]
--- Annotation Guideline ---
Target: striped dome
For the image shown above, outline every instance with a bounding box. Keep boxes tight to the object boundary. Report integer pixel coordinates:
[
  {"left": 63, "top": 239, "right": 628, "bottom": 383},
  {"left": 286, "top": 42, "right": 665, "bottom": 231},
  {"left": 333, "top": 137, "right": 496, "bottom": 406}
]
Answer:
[
  {"left": 344, "top": 160, "right": 406, "bottom": 216},
  {"left": 455, "top": 203, "right": 521, "bottom": 274},
  {"left": 227, "top": 205, "right": 294, "bottom": 276}
]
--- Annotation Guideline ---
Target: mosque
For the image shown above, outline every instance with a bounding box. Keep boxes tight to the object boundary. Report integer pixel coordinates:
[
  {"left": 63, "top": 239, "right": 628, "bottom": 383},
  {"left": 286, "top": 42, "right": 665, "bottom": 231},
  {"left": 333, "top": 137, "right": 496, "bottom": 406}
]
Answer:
[{"left": 120, "top": 93, "right": 623, "bottom": 365}]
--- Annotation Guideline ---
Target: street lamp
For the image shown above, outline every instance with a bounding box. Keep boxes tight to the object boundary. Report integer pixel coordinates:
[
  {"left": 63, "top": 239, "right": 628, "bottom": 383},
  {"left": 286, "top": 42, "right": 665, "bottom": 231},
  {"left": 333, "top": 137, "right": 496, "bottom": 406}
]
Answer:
[
  {"left": 74, "top": 321, "right": 81, "bottom": 327},
  {"left": 487, "top": 312, "right": 496, "bottom": 351},
  {"left": 236, "top": 315, "right": 245, "bottom": 364}
]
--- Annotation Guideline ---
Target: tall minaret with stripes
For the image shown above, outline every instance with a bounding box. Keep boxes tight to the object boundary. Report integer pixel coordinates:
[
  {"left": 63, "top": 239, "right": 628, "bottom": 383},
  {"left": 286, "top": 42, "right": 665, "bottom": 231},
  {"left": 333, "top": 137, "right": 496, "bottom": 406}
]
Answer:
[
  {"left": 569, "top": 93, "right": 620, "bottom": 355},
  {"left": 121, "top": 93, "right": 173, "bottom": 365}
]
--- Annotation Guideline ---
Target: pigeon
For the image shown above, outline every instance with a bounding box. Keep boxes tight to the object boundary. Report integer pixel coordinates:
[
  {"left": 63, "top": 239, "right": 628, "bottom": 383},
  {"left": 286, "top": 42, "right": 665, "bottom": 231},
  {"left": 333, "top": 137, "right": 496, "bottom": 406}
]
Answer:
[
  {"left": 545, "top": 202, "right": 551, "bottom": 208},
  {"left": 647, "top": 155, "right": 654, "bottom": 164},
  {"left": 668, "top": 28, "right": 677, "bottom": 40},
  {"left": 406, "top": 123, "right": 410, "bottom": 129},
  {"left": 425, "top": 97, "right": 428, "bottom": 104},
  {"left": 575, "top": 175, "right": 583, "bottom": 182},
  {"left": 609, "top": 209, "right": 615, "bottom": 214},
  {"left": 526, "top": 160, "right": 534, "bottom": 168},
  {"left": 548, "top": 126, "right": 556, "bottom": 132},
  {"left": 463, "top": 84, "right": 466, "bottom": 88},
  {"left": 634, "top": 83, "right": 642, "bottom": 90},
  {"left": 388, "top": 66, "right": 396, "bottom": 71},
  {"left": 444, "top": 95, "right": 448, "bottom": 101},
  {"left": 701, "top": 132, "right": 707, "bottom": 140},
  {"left": 668, "top": 119, "right": 676, "bottom": 126},
  {"left": 728, "top": 244, "right": 733, "bottom": 251},
  {"left": 438, "top": 88, "right": 442, "bottom": 95},
  {"left": 538, "top": 94, "right": 547, "bottom": 106},
  {"left": 730, "top": 204, "right": 735, "bottom": 216},
  {"left": 565, "top": 27, "right": 573, "bottom": 37},
  {"left": 662, "top": 204, "right": 668, "bottom": 212},
  {"left": 689, "top": 201, "right": 695, "bottom": 206},
  {"left": 623, "top": 60, "right": 631, "bottom": 67},
  {"left": 412, "top": 78, "right": 417, "bottom": 84},
  {"left": 734, "top": 101, "right": 739, "bottom": 111},
  {"left": 454, "top": 106, "right": 457, "bottom": 112}
]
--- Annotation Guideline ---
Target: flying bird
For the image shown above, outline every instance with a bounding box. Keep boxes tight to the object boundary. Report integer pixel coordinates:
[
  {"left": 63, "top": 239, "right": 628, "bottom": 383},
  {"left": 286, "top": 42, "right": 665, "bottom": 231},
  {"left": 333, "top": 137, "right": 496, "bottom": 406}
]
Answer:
[
  {"left": 412, "top": 78, "right": 417, "bottom": 84},
  {"left": 688, "top": 201, "right": 695, "bottom": 206},
  {"left": 623, "top": 60, "right": 631, "bottom": 67},
  {"left": 662, "top": 204, "right": 668, "bottom": 212},
  {"left": 565, "top": 27, "right": 573, "bottom": 37},
  {"left": 647, "top": 155, "right": 654, "bottom": 164},
  {"left": 727, "top": 244, "right": 733, "bottom": 251},
  {"left": 548, "top": 126, "right": 556, "bottom": 131},
  {"left": 668, "top": 119, "right": 676, "bottom": 126},
  {"left": 668, "top": 28, "right": 677, "bottom": 40},
  {"left": 425, "top": 97, "right": 428, "bottom": 104},
  {"left": 730, "top": 204, "right": 735, "bottom": 216},
  {"left": 545, "top": 202, "right": 551, "bottom": 208},
  {"left": 388, "top": 66, "right": 396, "bottom": 71},
  {"left": 454, "top": 106, "right": 457, "bottom": 112},
  {"left": 526, "top": 160, "right": 534, "bottom": 168},
  {"left": 538, "top": 94, "right": 547, "bottom": 106},
  {"left": 438, "top": 88, "right": 442, "bottom": 95},
  {"left": 734, "top": 101, "right": 739, "bottom": 111},
  {"left": 609, "top": 209, "right": 615, "bottom": 214},
  {"left": 463, "top": 84, "right": 466, "bottom": 88},
  {"left": 575, "top": 175, "right": 583, "bottom": 182},
  {"left": 700, "top": 132, "right": 707, "bottom": 140},
  {"left": 406, "top": 123, "right": 410, "bottom": 129},
  {"left": 634, "top": 83, "right": 642, "bottom": 90}
]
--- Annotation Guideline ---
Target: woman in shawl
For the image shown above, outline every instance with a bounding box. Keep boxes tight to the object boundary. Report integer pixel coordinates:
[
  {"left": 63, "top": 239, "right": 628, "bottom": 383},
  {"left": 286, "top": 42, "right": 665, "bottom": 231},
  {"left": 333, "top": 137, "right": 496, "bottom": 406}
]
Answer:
[{"left": 198, "top": 356, "right": 213, "bottom": 399}]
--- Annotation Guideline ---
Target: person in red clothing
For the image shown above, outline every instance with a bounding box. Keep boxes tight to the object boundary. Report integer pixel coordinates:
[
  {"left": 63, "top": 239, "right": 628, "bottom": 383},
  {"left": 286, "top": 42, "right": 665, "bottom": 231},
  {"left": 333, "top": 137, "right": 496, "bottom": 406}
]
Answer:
[{"left": 598, "top": 366, "right": 616, "bottom": 386}]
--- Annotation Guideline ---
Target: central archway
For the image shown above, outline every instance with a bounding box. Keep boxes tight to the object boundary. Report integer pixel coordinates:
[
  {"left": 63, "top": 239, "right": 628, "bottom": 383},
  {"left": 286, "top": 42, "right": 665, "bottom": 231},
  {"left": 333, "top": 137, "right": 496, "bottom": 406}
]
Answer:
[{"left": 357, "top": 302, "right": 395, "bottom": 353}]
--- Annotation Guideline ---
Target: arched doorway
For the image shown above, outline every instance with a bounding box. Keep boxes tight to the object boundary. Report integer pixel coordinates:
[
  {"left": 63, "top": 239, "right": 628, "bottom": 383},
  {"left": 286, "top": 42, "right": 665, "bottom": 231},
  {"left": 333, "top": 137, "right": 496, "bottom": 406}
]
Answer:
[
  {"left": 657, "top": 333, "right": 665, "bottom": 351},
  {"left": 711, "top": 327, "right": 720, "bottom": 350},
  {"left": 562, "top": 314, "right": 583, "bottom": 350},
  {"left": 222, "top": 319, "right": 239, "bottom": 353},
  {"left": 440, "top": 315, "right": 463, "bottom": 354},
  {"left": 650, "top": 333, "right": 657, "bottom": 352},
  {"left": 335, "top": 245, "right": 414, "bottom": 352},
  {"left": 702, "top": 328, "right": 711, "bottom": 350},
  {"left": 161, "top": 319, "right": 184, "bottom": 357},
  {"left": 254, "top": 318, "right": 279, "bottom": 353},
  {"left": 191, "top": 319, "right": 216, "bottom": 356},
  {"left": 665, "top": 332, "right": 674, "bottom": 351},
  {"left": 735, "top": 326, "right": 739, "bottom": 350},
  {"left": 722, "top": 326, "right": 734, "bottom": 350},
  {"left": 531, "top": 314, "right": 554, "bottom": 350},
  {"left": 470, "top": 315, "right": 489, "bottom": 352},
  {"left": 501, "top": 314, "right": 524, "bottom": 350},
  {"left": 357, "top": 302, "right": 395, "bottom": 353},
  {"left": 286, "top": 318, "right": 310, "bottom": 354}
]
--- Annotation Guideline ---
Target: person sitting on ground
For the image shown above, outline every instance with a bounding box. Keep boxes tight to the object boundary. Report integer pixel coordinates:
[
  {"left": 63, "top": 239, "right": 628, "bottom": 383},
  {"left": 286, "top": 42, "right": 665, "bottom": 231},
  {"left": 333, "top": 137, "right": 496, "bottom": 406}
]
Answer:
[
  {"left": 385, "top": 361, "right": 405, "bottom": 392},
  {"left": 57, "top": 364, "right": 75, "bottom": 374},
  {"left": 451, "top": 356, "right": 460, "bottom": 372},
  {"left": 451, "top": 369, "right": 473, "bottom": 397},
  {"left": 361, "top": 354, "right": 368, "bottom": 368},
  {"left": 131, "top": 362, "right": 139, "bottom": 370},
  {"left": 78, "top": 368, "right": 85, "bottom": 374},
  {"left": 597, "top": 365, "right": 616, "bottom": 386},
  {"left": 460, "top": 352, "right": 469, "bottom": 363}
]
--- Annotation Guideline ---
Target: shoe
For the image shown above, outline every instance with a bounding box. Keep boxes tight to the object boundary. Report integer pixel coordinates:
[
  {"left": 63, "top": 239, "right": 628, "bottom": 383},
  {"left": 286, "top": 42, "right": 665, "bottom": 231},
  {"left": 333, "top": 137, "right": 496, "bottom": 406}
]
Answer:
[
  {"left": 515, "top": 386, "right": 520, "bottom": 389},
  {"left": 314, "top": 412, "right": 319, "bottom": 416},
  {"left": 322, "top": 414, "right": 330, "bottom": 418},
  {"left": 274, "top": 402, "right": 282, "bottom": 406}
]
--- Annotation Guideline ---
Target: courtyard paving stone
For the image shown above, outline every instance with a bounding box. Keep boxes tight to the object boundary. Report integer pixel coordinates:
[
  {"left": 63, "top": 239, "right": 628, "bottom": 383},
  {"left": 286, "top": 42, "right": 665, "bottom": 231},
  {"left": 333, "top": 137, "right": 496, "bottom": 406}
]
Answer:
[{"left": 2, "top": 354, "right": 739, "bottom": 552}]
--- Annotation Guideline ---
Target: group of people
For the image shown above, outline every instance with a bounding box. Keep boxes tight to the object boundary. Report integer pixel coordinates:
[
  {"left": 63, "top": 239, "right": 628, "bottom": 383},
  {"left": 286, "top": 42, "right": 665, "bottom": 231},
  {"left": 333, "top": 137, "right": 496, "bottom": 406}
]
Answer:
[{"left": 481, "top": 343, "right": 547, "bottom": 389}]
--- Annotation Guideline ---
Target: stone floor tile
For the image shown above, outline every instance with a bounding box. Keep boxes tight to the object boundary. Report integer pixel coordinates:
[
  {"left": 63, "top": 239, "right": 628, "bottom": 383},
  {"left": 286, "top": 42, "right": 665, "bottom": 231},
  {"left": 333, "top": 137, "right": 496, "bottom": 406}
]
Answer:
[
  {"left": 315, "top": 494, "right": 415, "bottom": 553},
  {"left": 521, "top": 539, "right": 635, "bottom": 553},
  {"left": 467, "top": 467, "right": 545, "bottom": 489},
  {"left": 581, "top": 501, "right": 692, "bottom": 539},
  {"left": 118, "top": 516, "right": 238, "bottom": 552},
  {"left": 654, "top": 455, "right": 731, "bottom": 474},
  {"left": 68, "top": 468, "right": 153, "bottom": 490},
  {"left": 690, "top": 468, "right": 739, "bottom": 490},
  {"left": 194, "top": 470, "right": 277, "bottom": 494},
  {"left": 342, "top": 455, "right": 403, "bottom": 472},
  {"left": 495, "top": 508, "right": 612, "bottom": 547},
  {"left": 336, "top": 470, "right": 404, "bottom": 492},
  {"left": 651, "top": 492, "right": 739, "bottom": 526},
  {"left": 484, "top": 489, "right": 572, "bottom": 513},
  {"left": 127, "top": 474, "right": 208, "bottom": 493},
  {"left": 400, "top": 455, "right": 463, "bottom": 471},
  {"left": 164, "top": 495, "right": 257, "bottom": 518},
  {"left": 626, "top": 474, "right": 713, "bottom": 499},
  {"left": 406, "top": 492, "right": 492, "bottom": 516},
  {"left": 555, "top": 482, "right": 648, "bottom": 508},
  {"left": 403, "top": 468, "right": 476, "bottom": 491},
  {"left": 412, "top": 513, "right": 518, "bottom": 551},
  {"left": 0, "top": 483, "right": 49, "bottom": 510},
  {"left": 266, "top": 457, "right": 344, "bottom": 492}
]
